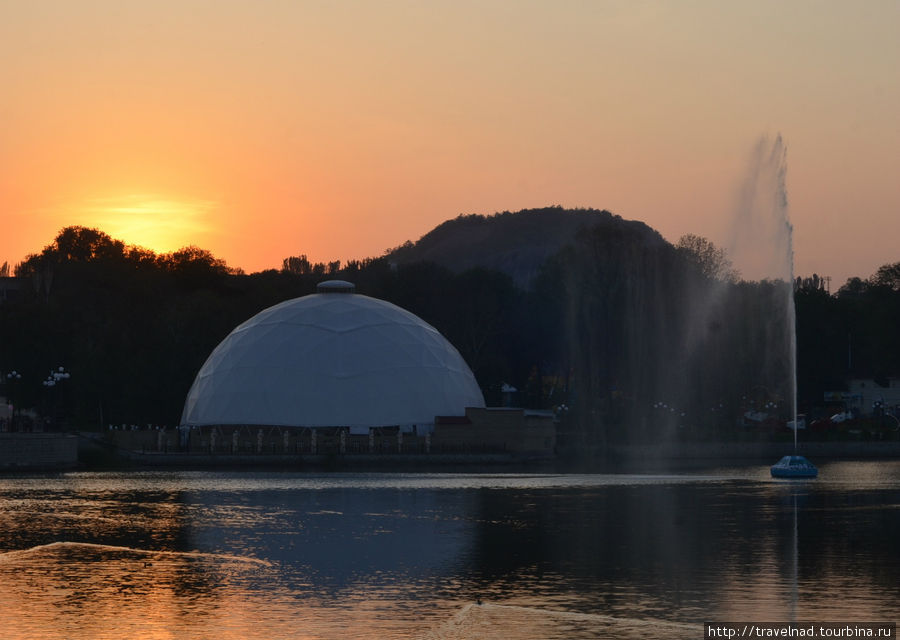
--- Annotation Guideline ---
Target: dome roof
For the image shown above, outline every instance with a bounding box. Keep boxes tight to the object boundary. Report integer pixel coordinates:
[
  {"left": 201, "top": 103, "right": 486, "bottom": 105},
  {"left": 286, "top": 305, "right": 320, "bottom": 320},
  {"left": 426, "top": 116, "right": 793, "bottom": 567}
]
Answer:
[{"left": 180, "top": 288, "right": 485, "bottom": 428}]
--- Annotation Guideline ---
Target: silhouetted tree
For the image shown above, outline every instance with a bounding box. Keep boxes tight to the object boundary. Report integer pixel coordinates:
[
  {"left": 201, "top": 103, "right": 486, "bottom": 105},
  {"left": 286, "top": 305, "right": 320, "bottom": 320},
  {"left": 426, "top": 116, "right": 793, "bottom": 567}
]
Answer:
[
  {"left": 676, "top": 234, "right": 738, "bottom": 282},
  {"left": 837, "top": 277, "right": 867, "bottom": 299},
  {"left": 869, "top": 262, "right": 900, "bottom": 291}
]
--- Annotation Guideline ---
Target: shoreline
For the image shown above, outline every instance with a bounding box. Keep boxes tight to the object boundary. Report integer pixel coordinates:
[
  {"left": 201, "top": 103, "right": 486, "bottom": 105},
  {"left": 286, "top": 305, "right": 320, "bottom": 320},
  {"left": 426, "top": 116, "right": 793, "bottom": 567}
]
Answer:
[
  {"left": 605, "top": 440, "right": 900, "bottom": 462},
  {"left": 3, "top": 432, "right": 897, "bottom": 473},
  {"left": 73, "top": 431, "right": 900, "bottom": 472},
  {"left": 0, "top": 432, "right": 79, "bottom": 470}
]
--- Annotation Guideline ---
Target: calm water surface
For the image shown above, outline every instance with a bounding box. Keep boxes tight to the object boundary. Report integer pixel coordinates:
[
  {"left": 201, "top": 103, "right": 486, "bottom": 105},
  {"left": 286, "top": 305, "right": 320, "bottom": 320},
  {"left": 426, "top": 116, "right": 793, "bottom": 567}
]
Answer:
[{"left": 0, "top": 462, "right": 898, "bottom": 639}]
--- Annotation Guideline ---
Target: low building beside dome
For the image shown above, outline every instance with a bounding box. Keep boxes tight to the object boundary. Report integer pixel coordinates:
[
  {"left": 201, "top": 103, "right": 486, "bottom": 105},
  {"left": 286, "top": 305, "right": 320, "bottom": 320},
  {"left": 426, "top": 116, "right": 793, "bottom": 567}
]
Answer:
[
  {"left": 432, "top": 407, "right": 556, "bottom": 456},
  {"left": 98, "top": 406, "right": 556, "bottom": 462}
]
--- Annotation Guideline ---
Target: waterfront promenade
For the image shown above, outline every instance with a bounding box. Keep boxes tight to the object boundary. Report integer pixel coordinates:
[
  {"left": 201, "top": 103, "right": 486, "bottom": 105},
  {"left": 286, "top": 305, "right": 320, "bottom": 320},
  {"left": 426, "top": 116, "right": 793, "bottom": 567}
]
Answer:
[{"left": 0, "top": 433, "right": 78, "bottom": 469}]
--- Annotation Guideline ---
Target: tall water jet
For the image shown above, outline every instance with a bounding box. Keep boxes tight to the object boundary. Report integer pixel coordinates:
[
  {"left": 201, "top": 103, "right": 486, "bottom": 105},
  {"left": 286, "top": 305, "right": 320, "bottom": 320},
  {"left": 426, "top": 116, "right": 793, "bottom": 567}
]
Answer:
[
  {"left": 549, "top": 135, "right": 813, "bottom": 464},
  {"left": 726, "top": 134, "right": 814, "bottom": 477},
  {"left": 730, "top": 135, "right": 795, "bottom": 441},
  {"left": 728, "top": 135, "right": 792, "bottom": 286},
  {"left": 647, "top": 135, "right": 800, "bottom": 453}
]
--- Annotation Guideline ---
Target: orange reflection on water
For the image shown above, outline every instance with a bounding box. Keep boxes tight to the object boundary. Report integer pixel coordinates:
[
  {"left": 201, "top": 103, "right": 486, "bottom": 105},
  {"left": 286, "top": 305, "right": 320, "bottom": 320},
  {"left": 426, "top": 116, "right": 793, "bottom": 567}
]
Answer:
[
  {"left": 0, "top": 542, "right": 305, "bottom": 640},
  {"left": 0, "top": 542, "right": 706, "bottom": 640}
]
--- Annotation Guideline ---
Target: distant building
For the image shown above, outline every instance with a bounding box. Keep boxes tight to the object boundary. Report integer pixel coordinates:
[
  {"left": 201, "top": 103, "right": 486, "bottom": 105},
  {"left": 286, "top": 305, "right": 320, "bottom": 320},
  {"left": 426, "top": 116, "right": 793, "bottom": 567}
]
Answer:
[{"left": 846, "top": 377, "right": 900, "bottom": 414}]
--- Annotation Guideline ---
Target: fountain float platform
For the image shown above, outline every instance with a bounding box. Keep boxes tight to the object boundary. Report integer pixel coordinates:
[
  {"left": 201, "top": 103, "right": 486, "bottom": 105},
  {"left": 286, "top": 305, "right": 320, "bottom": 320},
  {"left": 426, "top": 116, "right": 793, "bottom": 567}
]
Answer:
[{"left": 770, "top": 455, "right": 818, "bottom": 478}]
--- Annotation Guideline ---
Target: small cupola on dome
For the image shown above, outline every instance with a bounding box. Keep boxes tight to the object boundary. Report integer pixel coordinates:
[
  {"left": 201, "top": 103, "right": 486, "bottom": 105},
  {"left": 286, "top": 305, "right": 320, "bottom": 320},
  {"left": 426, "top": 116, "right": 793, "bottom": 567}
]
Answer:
[{"left": 317, "top": 280, "right": 356, "bottom": 293}]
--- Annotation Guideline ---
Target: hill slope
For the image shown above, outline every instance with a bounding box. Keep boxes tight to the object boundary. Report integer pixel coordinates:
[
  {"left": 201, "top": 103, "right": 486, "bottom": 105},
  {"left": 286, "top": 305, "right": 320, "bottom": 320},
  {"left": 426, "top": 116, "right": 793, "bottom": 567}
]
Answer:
[{"left": 385, "top": 207, "right": 667, "bottom": 287}]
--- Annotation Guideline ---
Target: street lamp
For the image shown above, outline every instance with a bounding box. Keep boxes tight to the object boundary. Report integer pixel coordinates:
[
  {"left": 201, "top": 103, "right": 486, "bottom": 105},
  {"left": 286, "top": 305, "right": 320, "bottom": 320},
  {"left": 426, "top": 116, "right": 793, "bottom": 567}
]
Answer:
[
  {"left": 42, "top": 366, "right": 71, "bottom": 430},
  {"left": 43, "top": 367, "right": 71, "bottom": 387},
  {"left": 4, "top": 371, "right": 22, "bottom": 431}
]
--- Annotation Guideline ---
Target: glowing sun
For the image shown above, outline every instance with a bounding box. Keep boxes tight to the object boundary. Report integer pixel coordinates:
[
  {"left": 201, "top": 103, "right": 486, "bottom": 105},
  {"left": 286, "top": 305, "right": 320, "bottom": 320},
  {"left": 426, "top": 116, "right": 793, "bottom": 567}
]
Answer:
[{"left": 77, "top": 194, "right": 216, "bottom": 254}]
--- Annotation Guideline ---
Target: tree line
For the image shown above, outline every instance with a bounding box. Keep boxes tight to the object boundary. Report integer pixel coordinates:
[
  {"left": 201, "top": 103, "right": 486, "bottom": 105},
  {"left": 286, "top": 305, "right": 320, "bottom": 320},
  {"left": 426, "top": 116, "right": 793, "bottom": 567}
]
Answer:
[{"left": 1, "top": 224, "right": 898, "bottom": 444}]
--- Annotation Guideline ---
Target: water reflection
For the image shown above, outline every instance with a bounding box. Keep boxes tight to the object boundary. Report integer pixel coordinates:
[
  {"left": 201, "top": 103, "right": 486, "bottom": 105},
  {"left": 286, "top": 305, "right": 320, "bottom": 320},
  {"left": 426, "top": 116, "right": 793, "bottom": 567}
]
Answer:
[
  {"left": 0, "top": 542, "right": 275, "bottom": 639},
  {"left": 0, "top": 464, "right": 897, "bottom": 638}
]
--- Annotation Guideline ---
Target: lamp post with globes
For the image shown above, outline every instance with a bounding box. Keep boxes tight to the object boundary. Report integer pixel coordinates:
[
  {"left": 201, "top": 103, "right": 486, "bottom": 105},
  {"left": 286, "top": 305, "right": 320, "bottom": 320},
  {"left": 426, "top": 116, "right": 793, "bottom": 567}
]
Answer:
[
  {"left": 42, "top": 366, "right": 71, "bottom": 431},
  {"left": 4, "top": 370, "right": 23, "bottom": 432}
]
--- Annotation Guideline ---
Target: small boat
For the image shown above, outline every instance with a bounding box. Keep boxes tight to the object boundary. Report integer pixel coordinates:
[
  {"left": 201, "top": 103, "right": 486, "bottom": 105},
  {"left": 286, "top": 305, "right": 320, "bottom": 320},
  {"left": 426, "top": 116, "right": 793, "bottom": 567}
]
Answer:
[{"left": 770, "top": 455, "right": 818, "bottom": 478}]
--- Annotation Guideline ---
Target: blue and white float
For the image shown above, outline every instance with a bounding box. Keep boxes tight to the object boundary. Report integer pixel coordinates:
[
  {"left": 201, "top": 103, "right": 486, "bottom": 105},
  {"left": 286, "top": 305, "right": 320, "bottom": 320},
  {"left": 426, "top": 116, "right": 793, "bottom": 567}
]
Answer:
[{"left": 770, "top": 455, "right": 818, "bottom": 478}]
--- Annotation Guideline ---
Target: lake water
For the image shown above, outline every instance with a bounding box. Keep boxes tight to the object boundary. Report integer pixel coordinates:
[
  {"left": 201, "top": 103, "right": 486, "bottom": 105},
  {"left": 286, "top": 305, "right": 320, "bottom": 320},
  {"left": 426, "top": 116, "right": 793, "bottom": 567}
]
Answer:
[{"left": 0, "top": 462, "right": 898, "bottom": 639}]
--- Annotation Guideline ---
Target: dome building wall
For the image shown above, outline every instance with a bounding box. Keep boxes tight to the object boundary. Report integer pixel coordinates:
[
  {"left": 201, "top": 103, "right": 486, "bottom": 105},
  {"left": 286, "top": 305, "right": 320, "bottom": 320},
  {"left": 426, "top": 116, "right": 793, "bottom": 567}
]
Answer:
[{"left": 180, "top": 281, "right": 485, "bottom": 431}]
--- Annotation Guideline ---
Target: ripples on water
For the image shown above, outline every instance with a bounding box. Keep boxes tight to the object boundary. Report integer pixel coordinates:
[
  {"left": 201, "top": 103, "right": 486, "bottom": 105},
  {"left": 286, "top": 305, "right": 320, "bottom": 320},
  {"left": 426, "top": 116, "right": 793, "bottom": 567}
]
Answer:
[{"left": 0, "top": 463, "right": 898, "bottom": 639}]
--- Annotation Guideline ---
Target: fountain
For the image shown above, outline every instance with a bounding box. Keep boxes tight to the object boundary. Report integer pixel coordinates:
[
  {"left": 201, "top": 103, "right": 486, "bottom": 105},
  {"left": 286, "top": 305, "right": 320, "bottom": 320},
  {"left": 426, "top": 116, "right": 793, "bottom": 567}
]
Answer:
[{"left": 727, "top": 134, "right": 816, "bottom": 478}]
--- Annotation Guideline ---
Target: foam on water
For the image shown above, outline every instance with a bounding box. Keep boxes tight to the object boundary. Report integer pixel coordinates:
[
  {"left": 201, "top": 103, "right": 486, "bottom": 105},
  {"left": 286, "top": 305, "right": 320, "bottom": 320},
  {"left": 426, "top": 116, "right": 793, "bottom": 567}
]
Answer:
[
  {"left": 0, "top": 540, "right": 272, "bottom": 566},
  {"left": 422, "top": 603, "right": 701, "bottom": 640}
]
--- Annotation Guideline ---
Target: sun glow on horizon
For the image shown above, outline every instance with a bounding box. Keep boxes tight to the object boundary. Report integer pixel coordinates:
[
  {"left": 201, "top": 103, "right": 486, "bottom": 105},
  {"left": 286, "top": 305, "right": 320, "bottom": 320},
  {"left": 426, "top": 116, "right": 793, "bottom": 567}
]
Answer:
[
  {"left": 73, "top": 194, "right": 218, "bottom": 255},
  {"left": 2, "top": 2, "right": 897, "bottom": 285}
]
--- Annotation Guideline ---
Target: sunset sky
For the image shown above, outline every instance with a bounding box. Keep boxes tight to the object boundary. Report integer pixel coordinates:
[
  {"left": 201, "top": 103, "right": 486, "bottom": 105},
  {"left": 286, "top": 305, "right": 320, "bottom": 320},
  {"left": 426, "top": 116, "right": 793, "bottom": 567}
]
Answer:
[{"left": 2, "top": 1, "right": 897, "bottom": 287}]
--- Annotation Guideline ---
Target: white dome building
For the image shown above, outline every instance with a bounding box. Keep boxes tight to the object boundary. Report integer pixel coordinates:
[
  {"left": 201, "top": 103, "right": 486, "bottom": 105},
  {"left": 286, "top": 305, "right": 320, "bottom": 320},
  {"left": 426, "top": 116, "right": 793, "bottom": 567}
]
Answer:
[{"left": 180, "top": 281, "right": 484, "bottom": 433}]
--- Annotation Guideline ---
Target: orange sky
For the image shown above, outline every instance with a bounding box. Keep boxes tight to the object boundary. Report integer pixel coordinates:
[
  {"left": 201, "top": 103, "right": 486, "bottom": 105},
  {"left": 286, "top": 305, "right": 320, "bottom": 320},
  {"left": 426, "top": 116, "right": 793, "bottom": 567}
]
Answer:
[{"left": 2, "top": 1, "right": 898, "bottom": 287}]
